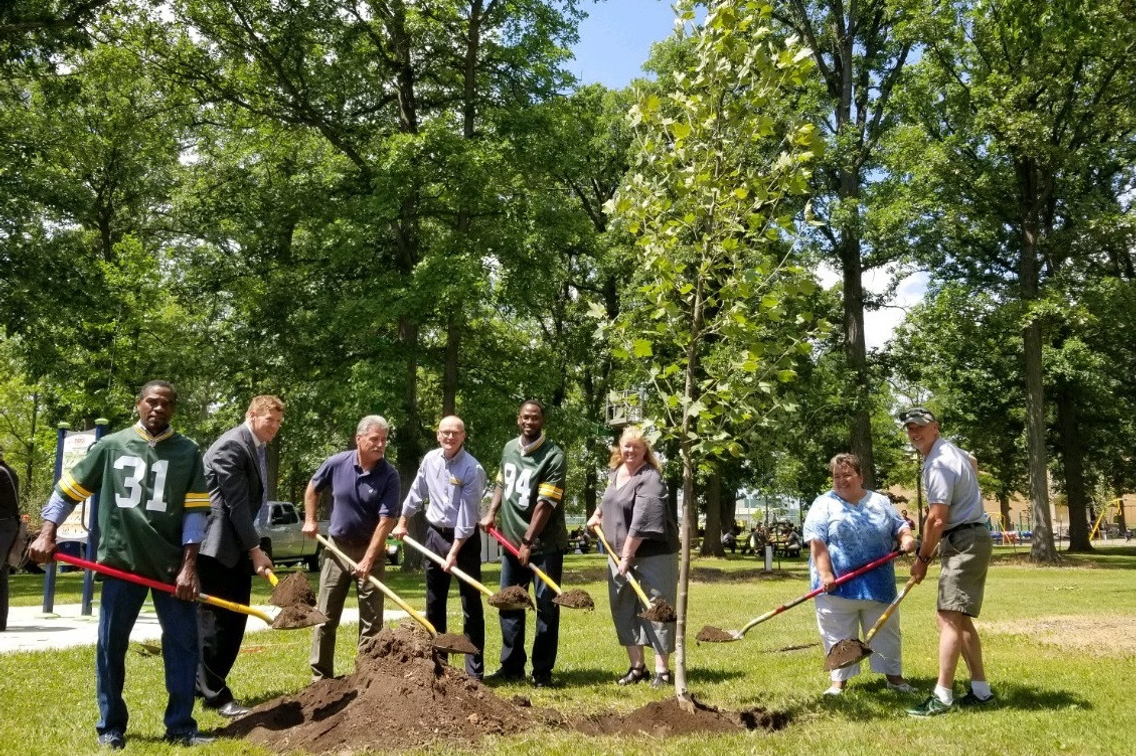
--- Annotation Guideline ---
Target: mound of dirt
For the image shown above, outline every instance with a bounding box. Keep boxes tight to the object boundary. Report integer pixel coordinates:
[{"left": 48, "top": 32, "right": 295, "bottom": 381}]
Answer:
[
  {"left": 639, "top": 599, "right": 677, "bottom": 623},
  {"left": 488, "top": 585, "right": 535, "bottom": 610},
  {"left": 554, "top": 588, "right": 595, "bottom": 609},
  {"left": 270, "top": 572, "right": 318, "bottom": 608},
  {"left": 224, "top": 625, "right": 545, "bottom": 753},
  {"left": 270, "top": 603, "right": 329, "bottom": 630},
  {"left": 224, "top": 624, "right": 791, "bottom": 754},
  {"left": 695, "top": 626, "right": 738, "bottom": 643},
  {"left": 574, "top": 696, "right": 788, "bottom": 737}
]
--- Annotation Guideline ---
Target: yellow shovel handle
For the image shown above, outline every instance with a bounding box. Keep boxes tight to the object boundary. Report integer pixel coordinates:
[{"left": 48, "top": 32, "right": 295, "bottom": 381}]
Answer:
[
  {"left": 263, "top": 568, "right": 279, "bottom": 587},
  {"left": 201, "top": 593, "right": 274, "bottom": 624},
  {"left": 315, "top": 533, "right": 437, "bottom": 635},
  {"left": 864, "top": 576, "right": 918, "bottom": 643},
  {"left": 401, "top": 535, "right": 494, "bottom": 599},
  {"left": 593, "top": 525, "right": 652, "bottom": 608}
]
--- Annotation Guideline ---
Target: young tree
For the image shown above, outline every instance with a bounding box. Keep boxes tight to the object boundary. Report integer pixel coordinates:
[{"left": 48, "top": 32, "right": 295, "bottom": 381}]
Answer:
[{"left": 605, "top": 0, "right": 825, "bottom": 703}]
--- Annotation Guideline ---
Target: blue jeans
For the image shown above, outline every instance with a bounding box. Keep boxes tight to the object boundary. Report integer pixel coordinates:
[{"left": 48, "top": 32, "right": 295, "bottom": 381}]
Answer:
[
  {"left": 97, "top": 577, "right": 199, "bottom": 738},
  {"left": 498, "top": 549, "right": 563, "bottom": 677}
]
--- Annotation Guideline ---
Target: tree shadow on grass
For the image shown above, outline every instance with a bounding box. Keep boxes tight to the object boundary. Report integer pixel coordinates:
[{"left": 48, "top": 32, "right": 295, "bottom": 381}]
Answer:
[{"left": 802, "top": 679, "right": 1093, "bottom": 722}]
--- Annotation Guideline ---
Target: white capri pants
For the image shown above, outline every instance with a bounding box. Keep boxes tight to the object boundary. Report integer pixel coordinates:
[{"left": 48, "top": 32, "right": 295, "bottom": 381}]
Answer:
[{"left": 815, "top": 593, "right": 902, "bottom": 682}]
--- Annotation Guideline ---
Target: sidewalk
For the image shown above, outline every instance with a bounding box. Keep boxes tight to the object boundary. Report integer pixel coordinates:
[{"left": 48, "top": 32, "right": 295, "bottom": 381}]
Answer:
[{"left": 0, "top": 603, "right": 404, "bottom": 654}]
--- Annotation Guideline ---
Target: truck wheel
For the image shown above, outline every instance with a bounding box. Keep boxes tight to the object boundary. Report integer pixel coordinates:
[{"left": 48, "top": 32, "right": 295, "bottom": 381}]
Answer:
[{"left": 305, "top": 547, "right": 321, "bottom": 572}]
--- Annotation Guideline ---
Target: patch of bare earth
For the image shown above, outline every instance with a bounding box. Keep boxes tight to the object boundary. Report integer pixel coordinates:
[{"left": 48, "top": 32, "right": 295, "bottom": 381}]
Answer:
[
  {"left": 985, "top": 615, "right": 1136, "bottom": 656},
  {"left": 223, "top": 624, "right": 789, "bottom": 754}
]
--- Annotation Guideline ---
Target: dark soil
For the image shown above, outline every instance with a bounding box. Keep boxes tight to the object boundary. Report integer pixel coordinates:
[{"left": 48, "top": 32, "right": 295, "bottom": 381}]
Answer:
[
  {"left": 573, "top": 695, "right": 789, "bottom": 737},
  {"left": 553, "top": 588, "right": 595, "bottom": 610},
  {"left": 824, "top": 638, "right": 873, "bottom": 671},
  {"left": 695, "top": 626, "right": 739, "bottom": 643},
  {"left": 270, "top": 603, "right": 329, "bottom": 630},
  {"left": 488, "top": 585, "right": 535, "bottom": 610},
  {"left": 270, "top": 572, "right": 318, "bottom": 608},
  {"left": 639, "top": 599, "right": 677, "bottom": 623},
  {"left": 223, "top": 624, "right": 787, "bottom": 754},
  {"left": 434, "top": 632, "right": 480, "bottom": 655}
]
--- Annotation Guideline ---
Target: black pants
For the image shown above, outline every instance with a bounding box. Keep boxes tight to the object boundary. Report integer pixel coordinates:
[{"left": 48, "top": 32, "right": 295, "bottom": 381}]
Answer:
[
  {"left": 0, "top": 518, "right": 18, "bottom": 631},
  {"left": 196, "top": 553, "right": 252, "bottom": 707},
  {"left": 424, "top": 525, "right": 485, "bottom": 677}
]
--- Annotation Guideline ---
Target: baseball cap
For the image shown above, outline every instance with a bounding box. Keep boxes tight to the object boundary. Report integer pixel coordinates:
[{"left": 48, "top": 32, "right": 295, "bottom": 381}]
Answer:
[{"left": 899, "top": 407, "right": 936, "bottom": 426}]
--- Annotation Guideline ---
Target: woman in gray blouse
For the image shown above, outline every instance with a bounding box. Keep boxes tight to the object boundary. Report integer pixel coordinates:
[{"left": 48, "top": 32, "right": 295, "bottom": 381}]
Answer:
[{"left": 586, "top": 426, "right": 680, "bottom": 688}]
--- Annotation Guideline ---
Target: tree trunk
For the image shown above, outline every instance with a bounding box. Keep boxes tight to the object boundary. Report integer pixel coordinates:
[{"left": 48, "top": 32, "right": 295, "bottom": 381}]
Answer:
[
  {"left": 442, "top": 313, "right": 459, "bottom": 415},
  {"left": 1056, "top": 378, "right": 1092, "bottom": 552},
  {"left": 839, "top": 221, "right": 876, "bottom": 489},
  {"left": 998, "top": 492, "right": 1011, "bottom": 537},
  {"left": 583, "top": 464, "right": 598, "bottom": 521},
  {"left": 397, "top": 314, "right": 425, "bottom": 572},
  {"left": 1115, "top": 491, "right": 1128, "bottom": 536},
  {"left": 701, "top": 469, "right": 724, "bottom": 557},
  {"left": 1017, "top": 159, "right": 1058, "bottom": 563}
]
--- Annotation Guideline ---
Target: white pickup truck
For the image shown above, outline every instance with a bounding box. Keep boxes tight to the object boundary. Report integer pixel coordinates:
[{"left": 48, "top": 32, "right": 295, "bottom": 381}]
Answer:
[{"left": 256, "top": 501, "right": 401, "bottom": 570}]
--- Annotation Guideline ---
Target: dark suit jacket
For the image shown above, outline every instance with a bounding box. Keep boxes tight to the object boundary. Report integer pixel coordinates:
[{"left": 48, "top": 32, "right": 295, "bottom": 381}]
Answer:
[{"left": 200, "top": 423, "right": 265, "bottom": 569}]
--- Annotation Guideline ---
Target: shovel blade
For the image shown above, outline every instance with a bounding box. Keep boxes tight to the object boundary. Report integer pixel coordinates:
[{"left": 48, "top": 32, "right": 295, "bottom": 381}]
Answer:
[
  {"left": 696, "top": 625, "right": 743, "bottom": 643},
  {"left": 824, "top": 638, "right": 873, "bottom": 671}
]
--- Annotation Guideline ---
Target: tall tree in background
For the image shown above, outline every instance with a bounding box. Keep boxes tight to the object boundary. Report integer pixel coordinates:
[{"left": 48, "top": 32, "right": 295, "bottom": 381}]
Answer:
[
  {"left": 892, "top": 0, "right": 1136, "bottom": 562},
  {"left": 772, "top": 0, "right": 916, "bottom": 488},
  {"left": 606, "top": 0, "right": 824, "bottom": 702}
]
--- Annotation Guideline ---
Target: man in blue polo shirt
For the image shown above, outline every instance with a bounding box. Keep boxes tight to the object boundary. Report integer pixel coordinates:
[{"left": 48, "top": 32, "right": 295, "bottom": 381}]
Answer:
[{"left": 302, "top": 415, "right": 400, "bottom": 680}]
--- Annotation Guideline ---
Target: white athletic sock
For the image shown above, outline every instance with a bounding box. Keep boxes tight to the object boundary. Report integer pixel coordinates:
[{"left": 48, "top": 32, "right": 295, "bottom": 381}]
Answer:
[
  {"left": 934, "top": 685, "right": 954, "bottom": 705},
  {"left": 971, "top": 681, "right": 992, "bottom": 699}
]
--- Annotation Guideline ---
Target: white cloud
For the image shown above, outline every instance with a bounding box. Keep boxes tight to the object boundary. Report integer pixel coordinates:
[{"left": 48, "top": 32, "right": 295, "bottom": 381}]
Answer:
[{"left": 816, "top": 264, "right": 928, "bottom": 350}]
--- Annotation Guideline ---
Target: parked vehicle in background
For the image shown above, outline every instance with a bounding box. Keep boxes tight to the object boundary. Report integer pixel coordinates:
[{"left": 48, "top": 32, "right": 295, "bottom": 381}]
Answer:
[{"left": 256, "top": 501, "right": 401, "bottom": 569}]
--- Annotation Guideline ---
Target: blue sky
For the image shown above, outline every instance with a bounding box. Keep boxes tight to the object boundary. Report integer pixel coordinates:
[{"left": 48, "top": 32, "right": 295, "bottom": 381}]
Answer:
[{"left": 567, "top": 0, "right": 678, "bottom": 88}]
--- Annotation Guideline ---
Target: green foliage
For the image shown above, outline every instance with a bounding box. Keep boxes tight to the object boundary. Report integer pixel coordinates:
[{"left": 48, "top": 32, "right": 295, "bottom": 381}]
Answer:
[{"left": 605, "top": 0, "right": 827, "bottom": 461}]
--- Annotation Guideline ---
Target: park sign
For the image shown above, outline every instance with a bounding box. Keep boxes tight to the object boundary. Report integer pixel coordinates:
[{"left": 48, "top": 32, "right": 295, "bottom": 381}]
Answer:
[{"left": 55, "top": 429, "right": 98, "bottom": 542}]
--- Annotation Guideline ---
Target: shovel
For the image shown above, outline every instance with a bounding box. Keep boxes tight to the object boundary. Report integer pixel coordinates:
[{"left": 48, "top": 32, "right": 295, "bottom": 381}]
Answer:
[
  {"left": 591, "top": 525, "right": 675, "bottom": 623},
  {"left": 314, "top": 533, "right": 479, "bottom": 655},
  {"left": 824, "top": 575, "right": 918, "bottom": 671},
  {"left": 53, "top": 552, "right": 323, "bottom": 630},
  {"left": 486, "top": 526, "right": 594, "bottom": 609},
  {"left": 400, "top": 534, "right": 533, "bottom": 611},
  {"left": 696, "top": 550, "right": 902, "bottom": 643}
]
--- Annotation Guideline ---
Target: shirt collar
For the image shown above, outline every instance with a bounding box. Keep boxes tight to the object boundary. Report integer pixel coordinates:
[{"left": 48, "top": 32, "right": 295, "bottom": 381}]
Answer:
[
  {"left": 243, "top": 419, "right": 266, "bottom": 447},
  {"left": 519, "top": 433, "right": 545, "bottom": 455},
  {"left": 133, "top": 422, "right": 174, "bottom": 445}
]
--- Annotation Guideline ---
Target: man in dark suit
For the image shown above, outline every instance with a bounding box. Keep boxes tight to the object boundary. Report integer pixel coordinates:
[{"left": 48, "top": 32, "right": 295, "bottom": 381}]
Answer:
[{"left": 196, "top": 395, "right": 284, "bottom": 717}]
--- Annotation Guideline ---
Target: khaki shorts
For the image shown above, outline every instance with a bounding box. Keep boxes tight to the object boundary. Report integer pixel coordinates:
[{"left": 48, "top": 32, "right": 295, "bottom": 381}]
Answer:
[{"left": 938, "top": 524, "right": 992, "bottom": 617}]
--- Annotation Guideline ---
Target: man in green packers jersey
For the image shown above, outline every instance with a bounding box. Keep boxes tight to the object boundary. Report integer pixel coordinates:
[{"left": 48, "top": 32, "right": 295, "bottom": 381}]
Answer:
[
  {"left": 29, "top": 381, "right": 214, "bottom": 749},
  {"left": 480, "top": 400, "right": 568, "bottom": 688}
]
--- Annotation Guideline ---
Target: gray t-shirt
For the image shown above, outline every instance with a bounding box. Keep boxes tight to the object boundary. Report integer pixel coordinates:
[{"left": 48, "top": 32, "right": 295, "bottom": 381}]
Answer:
[{"left": 923, "top": 438, "right": 984, "bottom": 529}]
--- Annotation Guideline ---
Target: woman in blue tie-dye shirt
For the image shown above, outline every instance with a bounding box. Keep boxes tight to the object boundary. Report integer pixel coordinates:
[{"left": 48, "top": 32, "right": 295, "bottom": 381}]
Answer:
[{"left": 803, "top": 453, "right": 917, "bottom": 696}]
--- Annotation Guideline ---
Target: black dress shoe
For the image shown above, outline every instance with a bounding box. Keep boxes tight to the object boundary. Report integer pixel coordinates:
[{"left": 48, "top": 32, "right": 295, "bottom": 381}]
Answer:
[
  {"left": 164, "top": 731, "right": 216, "bottom": 746},
  {"left": 485, "top": 668, "right": 524, "bottom": 682},
  {"left": 617, "top": 665, "right": 649, "bottom": 686},
  {"left": 531, "top": 672, "right": 554, "bottom": 688},
  {"left": 215, "top": 700, "right": 250, "bottom": 718}
]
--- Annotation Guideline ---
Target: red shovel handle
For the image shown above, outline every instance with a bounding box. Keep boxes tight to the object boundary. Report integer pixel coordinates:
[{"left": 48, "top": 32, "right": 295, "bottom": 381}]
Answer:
[
  {"left": 55, "top": 552, "right": 179, "bottom": 595},
  {"left": 487, "top": 526, "right": 522, "bottom": 559}
]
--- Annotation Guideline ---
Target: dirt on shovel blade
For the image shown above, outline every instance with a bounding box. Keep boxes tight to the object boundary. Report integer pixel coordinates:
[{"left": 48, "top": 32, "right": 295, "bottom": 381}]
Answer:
[
  {"left": 695, "top": 626, "right": 739, "bottom": 643},
  {"left": 434, "top": 632, "right": 480, "bottom": 655},
  {"left": 553, "top": 588, "right": 595, "bottom": 610},
  {"left": 638, "top": 599, "right": 677, "bottom": 623},
  {"left": 488, "top": 585, "right": 535, "bottom": 610},
  {"left": 271, "top": 603, "right": 329, "bottom": 630},
  {"left": 824, "top": 638, "right": 873, "bottom": 671},
  {"left": 270, "top": 572, "right": 317, "bottom": 608}
]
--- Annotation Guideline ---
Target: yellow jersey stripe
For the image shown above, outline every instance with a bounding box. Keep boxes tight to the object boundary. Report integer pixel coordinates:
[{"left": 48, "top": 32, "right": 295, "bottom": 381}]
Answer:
[
  {"left": 59, "top": 473, "right": 93, "bottom": 501},
  {"left": 537, "top": 483, "right": 564, "bottom": 501},
  {"left": 184, "top": 493, "right": 211, "bottom": 509}
]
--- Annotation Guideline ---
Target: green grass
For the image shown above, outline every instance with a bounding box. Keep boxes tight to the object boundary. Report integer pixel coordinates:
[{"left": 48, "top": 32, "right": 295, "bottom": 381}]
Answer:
[{"left": 3, "top": 546, "right": 1134, "bottom": 755}]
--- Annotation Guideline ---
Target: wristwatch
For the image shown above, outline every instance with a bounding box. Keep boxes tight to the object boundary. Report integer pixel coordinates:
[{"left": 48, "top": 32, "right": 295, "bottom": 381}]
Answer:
[
  {"left": 520, "top": 536, "right": 532, "bottom": 547},
  {"left": 917, "top": 553, "right": 932, "bottom": 564}
]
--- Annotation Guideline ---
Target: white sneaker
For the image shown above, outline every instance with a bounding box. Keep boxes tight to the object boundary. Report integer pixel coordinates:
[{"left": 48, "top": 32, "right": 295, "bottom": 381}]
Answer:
[
  {"left": 823, "top": 685, "right": 844, "bottom": 696},
  {"left": 887, "top": 681, "right": 918, "bottom": 694}
]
